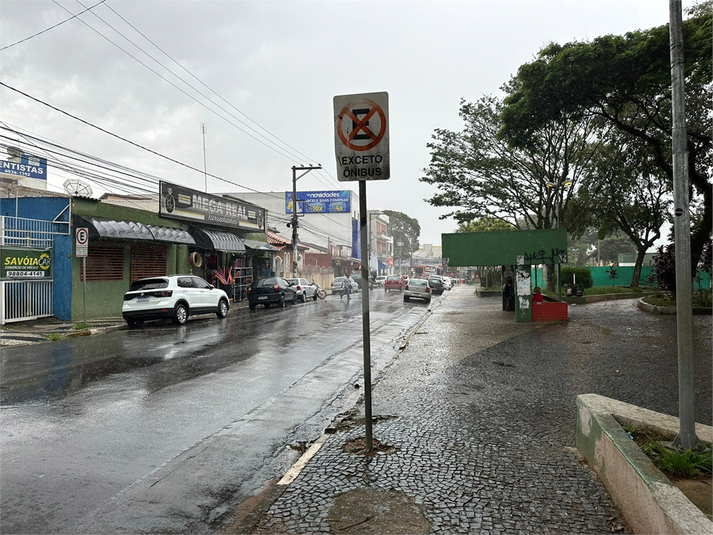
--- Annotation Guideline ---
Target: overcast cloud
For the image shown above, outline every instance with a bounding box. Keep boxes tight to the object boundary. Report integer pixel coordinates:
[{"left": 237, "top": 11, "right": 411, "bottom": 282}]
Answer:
[{"left": 0, "top": 1, "right": 691, "bottom": 245}]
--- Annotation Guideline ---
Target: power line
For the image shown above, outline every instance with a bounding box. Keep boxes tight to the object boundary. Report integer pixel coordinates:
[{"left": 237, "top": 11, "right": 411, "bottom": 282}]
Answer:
[{"left": 0, "top": 0, "right": 107, "bottom": 51}]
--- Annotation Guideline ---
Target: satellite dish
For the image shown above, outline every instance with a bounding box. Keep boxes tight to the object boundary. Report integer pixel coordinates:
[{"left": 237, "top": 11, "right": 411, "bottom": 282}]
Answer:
[{"left": 63, "top": 179, "right": 93, "bottom": 197}]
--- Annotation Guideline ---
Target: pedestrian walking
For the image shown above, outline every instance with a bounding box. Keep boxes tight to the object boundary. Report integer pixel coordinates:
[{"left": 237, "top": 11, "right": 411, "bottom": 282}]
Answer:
[{"left": 341, "top": 276, "right": 353, "bottom": 301}]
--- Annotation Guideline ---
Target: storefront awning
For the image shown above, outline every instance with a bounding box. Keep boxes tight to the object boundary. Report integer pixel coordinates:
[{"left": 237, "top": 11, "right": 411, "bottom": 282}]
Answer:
[
  {"left": 190, "top": 228, "right": 246, "bottom": 253},
  {"left": 75, "top": 216, "right": 196, "bottom": 244},
  {"left": 243, "top": 239, "right": 280, "bottom": 252},
  {"left": 378, "top": 260, "right": 388, "bottom": 270}
]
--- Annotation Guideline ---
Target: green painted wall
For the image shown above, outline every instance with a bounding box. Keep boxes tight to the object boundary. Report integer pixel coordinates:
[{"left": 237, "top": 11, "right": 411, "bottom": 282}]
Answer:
[{"left": 442, "top": 229, "right": 568, "bottom": 267}]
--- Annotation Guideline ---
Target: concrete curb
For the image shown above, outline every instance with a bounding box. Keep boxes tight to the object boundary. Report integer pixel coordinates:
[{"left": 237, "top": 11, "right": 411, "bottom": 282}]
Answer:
[
  {"left": 576, "top": 393, "right": 713, "bottom": 535},
  {"left": 637, "top": 297, "right": 712, "bottom": 315}
]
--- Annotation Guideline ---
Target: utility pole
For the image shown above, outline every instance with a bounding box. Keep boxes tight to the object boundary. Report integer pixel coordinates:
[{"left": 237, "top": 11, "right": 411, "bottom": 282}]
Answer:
[
  {"left": 290, "top": 165, "right": 321, "bottom": 278},
  {"left": 201, "top": 124, "right": 207, "bottom": 192},
  {"left": 669, "top": 0, "right": 699, "bottom": 450}
]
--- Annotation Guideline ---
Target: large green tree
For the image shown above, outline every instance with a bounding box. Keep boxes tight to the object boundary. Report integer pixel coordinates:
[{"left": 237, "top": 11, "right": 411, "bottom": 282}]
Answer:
[
  {"left": 382, "top": 210, "right": 420, "bottom": 264},
  {"left": 455, "top": 216, "right": 515, "bottom": 233},
  {"left": 500, "top": 6, "right": 712, "bottom": 272},
  {"left": 420, "top": 95, "right": 600, "bottom": 233}
]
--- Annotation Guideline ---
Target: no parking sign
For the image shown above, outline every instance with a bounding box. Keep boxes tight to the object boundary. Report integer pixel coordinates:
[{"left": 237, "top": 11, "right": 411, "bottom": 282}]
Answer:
[{"left": 76, "top": 227, "right": 88, "bottom": 257}]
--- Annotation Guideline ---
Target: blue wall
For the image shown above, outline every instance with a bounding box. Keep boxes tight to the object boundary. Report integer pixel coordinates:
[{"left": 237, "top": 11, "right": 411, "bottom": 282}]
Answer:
[{"left": 1, "top": 196, "right": 73, "bottom": 320}]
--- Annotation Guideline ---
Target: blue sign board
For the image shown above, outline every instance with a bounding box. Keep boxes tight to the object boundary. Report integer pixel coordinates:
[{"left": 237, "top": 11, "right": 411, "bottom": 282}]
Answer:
[
  {"left": 285, "top": 190, "right": 350, "bottom": 214},
  {"left": 0, "top": 156, "right": 47, "bottom": 180}
]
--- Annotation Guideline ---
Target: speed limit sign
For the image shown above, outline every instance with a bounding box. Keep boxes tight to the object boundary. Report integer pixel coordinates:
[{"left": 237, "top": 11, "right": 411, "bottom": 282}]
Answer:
[{"left": 76, "top": 227, "right": 89, "bottom": 257}]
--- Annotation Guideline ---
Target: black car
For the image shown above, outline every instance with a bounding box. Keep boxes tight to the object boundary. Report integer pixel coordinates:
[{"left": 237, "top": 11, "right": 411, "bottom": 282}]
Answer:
[
  {"left": 428, "top": 275, "right": 445, "bottom": 295},
  {"left": 247, "top": 277, "right": 296, "bottom": 309}
]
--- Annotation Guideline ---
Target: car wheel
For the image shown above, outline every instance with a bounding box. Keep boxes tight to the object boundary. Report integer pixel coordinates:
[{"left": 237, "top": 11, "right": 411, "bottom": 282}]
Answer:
[
  {"left": 404, "top": 296, "right": 410, "bottom": 302},
  {"left": 216, "top": 299, "right": 229, "bottom": 318},
  {"left": 426, "top": 298, "right": 431, "bottom": 304},
  {"left": 279, "top": 294, "right": 286, "bottom": 307},
  {"left": 249, "top": 302, "right": 257, "bottom": 310},
  {"left": 172, "top": 303, "right": 188, "bottom": 325},
  {"left": 300, "top": 293, "right": 306, "bottom": 303},
  {"left": 313, "top": 292, "right": 318, "bottom": 301},
  {"left": 126, "top": 318, "right": 143, "bottom": 329},
  {"left": 264, "top": 303, "right": 271, "bottom": 308}
]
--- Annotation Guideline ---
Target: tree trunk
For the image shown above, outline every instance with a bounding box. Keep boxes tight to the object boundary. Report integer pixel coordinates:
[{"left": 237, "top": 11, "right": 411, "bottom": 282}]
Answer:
[{"left": 630, "top": 247, "right": 648, "bottom": 288}]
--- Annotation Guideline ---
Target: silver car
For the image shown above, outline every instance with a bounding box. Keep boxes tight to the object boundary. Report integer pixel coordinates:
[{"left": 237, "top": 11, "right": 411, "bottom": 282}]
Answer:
[
  {"left": 330, "top": 276, "right": 359, "bottom": 295},
  {"left": 286, "top": 278, "right": 318, "bottom": 302},
  {"left": 403, "top": 278, "right": 431, "bottom": 304}
]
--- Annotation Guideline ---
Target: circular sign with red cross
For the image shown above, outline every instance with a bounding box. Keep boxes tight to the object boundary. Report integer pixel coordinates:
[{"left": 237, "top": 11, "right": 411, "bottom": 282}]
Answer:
[{"left": 334, "top": 92, "right": 390, "bottom": 181}]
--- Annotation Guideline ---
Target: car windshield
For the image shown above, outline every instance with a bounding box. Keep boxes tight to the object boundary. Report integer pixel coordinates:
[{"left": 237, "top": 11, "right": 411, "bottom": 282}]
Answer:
[
  {"left": 333, "top": 277, "right": 345, "bottom": 283},
  {"left": 130, "top": 278, "right": 168, "bottom": 291},
  {"left": 386, "top": 276, "right": 399, "bottom": 281},
  {"left": 411, "top": 279, "right": 427, "bottom": 286},
  {"left": 255, "top": 278, "right": 279, "bottom": 287},
  {"left": 286, "top": 279, "right": 298, "bottom": 285}
]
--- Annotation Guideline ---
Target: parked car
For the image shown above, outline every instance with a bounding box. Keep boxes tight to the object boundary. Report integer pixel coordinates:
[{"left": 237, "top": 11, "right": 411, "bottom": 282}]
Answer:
[
  {"left": 441, "top": 276, "right": 453, "bottom": 290},
  {"left": 350, "top": 272, "right": 372, "bottom": 291},
  {"left": 330, "top": 276, "right": 359, "bottom": 295},
  {"left": 286, "top": 277, "right": 318, "bottom": 302},
  {"left": 384, "top": 275, "right": 403, "bottom": 292},
  {"left": 248, "top": 277, "right": 296, "bottom": 309},
  {"left": 403, "top": 278, "right": 431, "bottom": 303},
  {"left": 428, "top": 275, "right": 445, "bottom": 295},
  {"left": 122, "top": 274, "right": 229, "bottom": 328},
  {"left": 374, "top": 276, "right": 387, "bottom": 287}
]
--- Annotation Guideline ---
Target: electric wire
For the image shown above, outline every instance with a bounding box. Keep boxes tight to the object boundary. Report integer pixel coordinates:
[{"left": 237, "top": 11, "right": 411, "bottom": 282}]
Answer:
[{"left": 0, "top": 0, "right": 107, "bottom": 51}]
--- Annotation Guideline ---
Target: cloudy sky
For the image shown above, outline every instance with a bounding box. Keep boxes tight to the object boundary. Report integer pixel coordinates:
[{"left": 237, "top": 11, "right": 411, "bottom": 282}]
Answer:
[{"left": 0, "top": 1, "right": 691, "bottom": 245}]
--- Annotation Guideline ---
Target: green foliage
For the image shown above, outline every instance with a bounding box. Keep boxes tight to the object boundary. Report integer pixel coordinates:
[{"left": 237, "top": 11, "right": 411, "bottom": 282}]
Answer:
[
  {"left": 420, "top": 95, "right": 596, "bottom": 233},
  {"left": 501, "top": 11, "right": 712, "bottom": 280},
  {"left": 560, "top": 267, "right": 593, "bottom": 289},
  {"left": 641, "top": 441, "right": 712, "bottom": 477},
  {"left": 455, "top": 217, "right": 515, "bottom": 233},
  {"left": 381, "top": 210, "right": 420, "bottom": 259},
  {"left": 74, "top": 323, "right": 91, "bottom": 330}
]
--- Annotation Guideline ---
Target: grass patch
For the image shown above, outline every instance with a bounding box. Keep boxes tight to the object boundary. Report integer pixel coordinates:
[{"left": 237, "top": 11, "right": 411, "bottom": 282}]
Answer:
[
  {"left": 625, "top": 426, "right": 712, "bottom": 478},
  {"left": 642, "top": 292, "right": 712, "bottom": 309},
  {"left": 73, "top": 323, "right": 91, "bottom": 330},
  {"left": 584, "top": 286, "right": 649, "bottom": 295},
  {"left": 45, "top": 333, "right": 64, "bottom": 341}
]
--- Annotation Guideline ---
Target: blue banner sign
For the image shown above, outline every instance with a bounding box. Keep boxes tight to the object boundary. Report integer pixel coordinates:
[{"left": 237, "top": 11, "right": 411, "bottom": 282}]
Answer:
[
  {"left": 285, "top": 190, "right": 350, "bottom": 214},
  {"left": 0, "top": 155, "right": 47, "bottom": 180}
]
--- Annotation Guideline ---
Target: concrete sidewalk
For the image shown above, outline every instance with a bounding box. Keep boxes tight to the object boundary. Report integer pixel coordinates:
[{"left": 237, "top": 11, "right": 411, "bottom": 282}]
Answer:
[{"left": 226, "top": 286, "right": 711, "bottom": 534}]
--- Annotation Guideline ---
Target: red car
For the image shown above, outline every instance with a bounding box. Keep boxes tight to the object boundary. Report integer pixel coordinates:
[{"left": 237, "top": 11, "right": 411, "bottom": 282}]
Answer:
[{"left": 384, "top": 275, "right": 403, "bottom": 292}]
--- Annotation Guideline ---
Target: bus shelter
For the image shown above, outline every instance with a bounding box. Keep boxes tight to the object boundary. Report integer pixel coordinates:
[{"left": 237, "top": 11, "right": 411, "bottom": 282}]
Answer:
[{"left": 442, "top": 229, "right": 568, "bottom": 322}]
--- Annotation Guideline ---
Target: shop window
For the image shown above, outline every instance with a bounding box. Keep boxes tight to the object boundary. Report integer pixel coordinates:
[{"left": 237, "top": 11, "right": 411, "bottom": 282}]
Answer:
[
  {"left": 131, "top": 243, "right": 167, "bottom": 282},
  {"left": 82, "top": 244, "right": 124, "bottom": 281}
]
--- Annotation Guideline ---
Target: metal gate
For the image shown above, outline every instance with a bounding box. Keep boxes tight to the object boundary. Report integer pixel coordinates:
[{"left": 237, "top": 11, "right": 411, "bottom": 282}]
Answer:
[
  {"left": 1, "top": 280, "right": 53, "bottom": 323},
  {"left": 1, "top": 214, "right": 68, "bottom": 324}
]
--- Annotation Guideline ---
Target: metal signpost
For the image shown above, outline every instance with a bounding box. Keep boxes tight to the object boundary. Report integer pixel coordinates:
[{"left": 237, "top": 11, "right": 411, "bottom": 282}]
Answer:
[
  {"left": 334, "top": 91, "right": 390, "bottom": 452},
  {"left": 75, "top": 227, "right": 89, "bottom": 323}
]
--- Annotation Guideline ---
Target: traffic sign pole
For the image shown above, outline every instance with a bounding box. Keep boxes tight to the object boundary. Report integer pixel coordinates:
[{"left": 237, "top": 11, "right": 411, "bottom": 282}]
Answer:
[
  {"left": 334, "top": 92, "right": 390, "bottom": 453},
  {"left": 359, "top": 180, "right": 373, "bottom": 452}
]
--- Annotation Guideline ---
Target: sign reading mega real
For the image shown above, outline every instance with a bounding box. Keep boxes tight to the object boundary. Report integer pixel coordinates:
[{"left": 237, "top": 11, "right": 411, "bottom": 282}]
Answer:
[
  {"left": 2, "top": 248, "right": 52, "bottom": 279},
  {"left": 0, "top": 155, "right": 47, "bottom": 180},
  {"left": 285, "top": 190, "right": 350, "bottom": 214},
  {"left": 159, "top": 181, "right": 265, "bottom": 232},
  {"left": 334, "top": 91, "right": 390, "bottom": 181}
]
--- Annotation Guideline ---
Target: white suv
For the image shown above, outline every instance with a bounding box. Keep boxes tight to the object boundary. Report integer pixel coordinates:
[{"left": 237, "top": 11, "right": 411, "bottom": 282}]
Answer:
[{"left": 122, "top": 275, "right": 229, "bottom": 328}]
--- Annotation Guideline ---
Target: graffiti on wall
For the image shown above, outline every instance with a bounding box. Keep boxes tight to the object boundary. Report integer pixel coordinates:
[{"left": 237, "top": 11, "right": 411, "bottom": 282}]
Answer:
[{"left": 522, "top": 248, "right": 567, "bottom": 266}]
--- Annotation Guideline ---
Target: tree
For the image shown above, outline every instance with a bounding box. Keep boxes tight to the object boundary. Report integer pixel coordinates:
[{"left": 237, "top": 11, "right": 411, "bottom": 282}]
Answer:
[
  {"left": 583, "top": 137, "right": 671, "bottom": 286},
  {"left": 455, "top": 217, "right": 515, "bottom": 233},
  {"left": 501, "top": 6, "right": 712, "bottom": 273},
  {"left": 421, "top": 95, "right": 599, "bottom": 234},
  {"left": 382, "top": 210, "right": 420, "bottom": 264}
]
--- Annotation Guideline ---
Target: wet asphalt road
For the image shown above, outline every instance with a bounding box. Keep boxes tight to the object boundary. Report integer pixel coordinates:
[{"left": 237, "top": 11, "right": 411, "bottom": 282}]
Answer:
[{"left": 0, "top": 289, "right": 435, "bottom": 534}]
